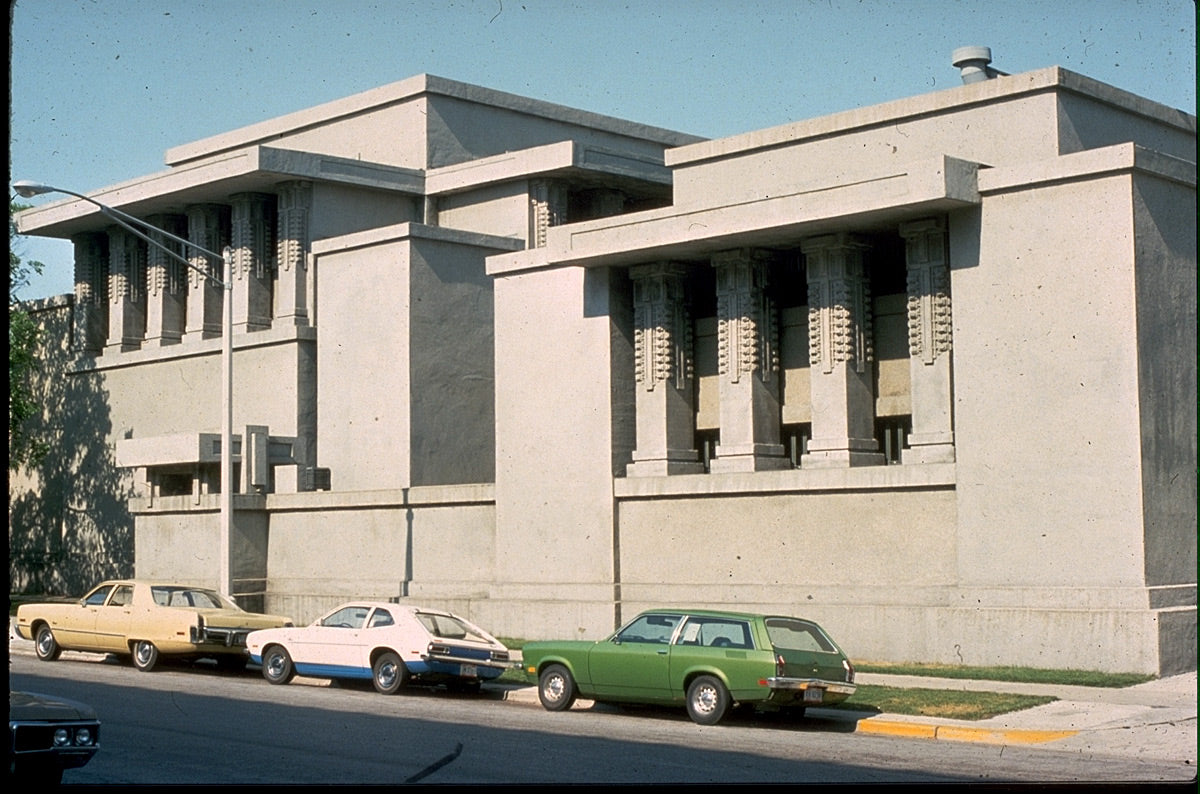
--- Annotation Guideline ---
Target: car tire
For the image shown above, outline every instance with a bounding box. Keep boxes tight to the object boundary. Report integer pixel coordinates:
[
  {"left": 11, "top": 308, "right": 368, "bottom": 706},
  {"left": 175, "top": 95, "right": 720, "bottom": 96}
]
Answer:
[
  {"left": 686, "top": 675, "right": 731, "bottom": 725},
  {"left": 34, "top": 624, "right": 62, "bottom": 662},
  {"left": 537, "top": 664, "right": 577, "bottom": 711},
  {"left": 372, "top": 651, "right": 408, "bottom": 694},
  {"left": 132, "top": 640, "right": 160, "bottom": 672},
  {"left": 262, "top": 645, "right": 295, "bottom": 685}
]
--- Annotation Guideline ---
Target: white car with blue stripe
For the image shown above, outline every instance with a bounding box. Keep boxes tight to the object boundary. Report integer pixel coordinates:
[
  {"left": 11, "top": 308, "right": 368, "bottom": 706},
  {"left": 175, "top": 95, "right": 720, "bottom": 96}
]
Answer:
[{"left": 246, "top": 602, "right": 514, "bottom": 694}]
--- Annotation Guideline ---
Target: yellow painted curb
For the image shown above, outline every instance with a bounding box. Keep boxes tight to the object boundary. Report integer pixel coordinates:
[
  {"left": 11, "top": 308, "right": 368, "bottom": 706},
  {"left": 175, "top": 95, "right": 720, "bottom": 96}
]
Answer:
[
  {"left": 857, "top": 720, "right": 937, "bottom": 739},
  {"left": 857, "top": 719, "right": 1077, "bottom": 744}
]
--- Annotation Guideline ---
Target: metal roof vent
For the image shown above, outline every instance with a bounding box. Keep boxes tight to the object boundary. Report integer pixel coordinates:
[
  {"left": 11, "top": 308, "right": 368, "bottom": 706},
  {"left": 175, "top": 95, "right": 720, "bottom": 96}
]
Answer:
[{"left": 952, "top": 46, "right": 1007, "bottom": 84}]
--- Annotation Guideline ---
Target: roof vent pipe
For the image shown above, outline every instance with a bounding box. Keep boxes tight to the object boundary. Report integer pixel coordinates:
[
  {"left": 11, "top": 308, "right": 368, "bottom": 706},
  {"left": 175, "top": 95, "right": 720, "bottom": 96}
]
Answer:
[{"left": 952, "top": 46, "right": 1006, "bottom": 83}]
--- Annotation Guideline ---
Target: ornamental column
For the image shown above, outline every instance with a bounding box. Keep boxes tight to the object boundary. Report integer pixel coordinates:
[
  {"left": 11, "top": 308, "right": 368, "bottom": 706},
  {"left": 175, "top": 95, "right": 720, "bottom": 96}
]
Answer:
[
  {"left": 627, "top": 262, "right": 704, "bottom": 476},
  {"left": 143, "top": 213, "right": 188, "bottom": 347},
  {"left": 709, "top": 248, "right": 790, "bottom": 473},
  {"left": 71, "top": 232, "right": 108, "bottom": 353},
  {"left": 184, "top": 204, "right": 230, "bottom": 342},
  {"left": 230, "top": 192, "right": 276, "bottom": 333},
  {"left": 528, "top": 179, "right": 567, "bottom": 248},
  {"left": 275, "top": 181, "right": 312, "bottom": 327},
  {"left": 801, "top": 233, "right": 885, "bottom": 467},
  {"left": 104, "top": 227, "right": 146, "bottom": 354},
  {"left": 900, "top": 218, "right": 956, "bottom": 463}
]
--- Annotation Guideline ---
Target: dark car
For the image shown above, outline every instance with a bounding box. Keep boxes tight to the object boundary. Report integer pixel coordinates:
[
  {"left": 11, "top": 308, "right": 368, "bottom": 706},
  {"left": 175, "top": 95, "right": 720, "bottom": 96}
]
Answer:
[{"left": 9, "top": 691, "right": 100, "bottom": 784}]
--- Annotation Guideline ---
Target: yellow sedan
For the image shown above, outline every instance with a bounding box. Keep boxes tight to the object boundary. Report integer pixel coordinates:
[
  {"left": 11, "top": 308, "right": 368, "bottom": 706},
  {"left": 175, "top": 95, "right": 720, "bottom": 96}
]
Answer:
[{"left": 15, "top": 580, "right": 293, "bottom": 672}]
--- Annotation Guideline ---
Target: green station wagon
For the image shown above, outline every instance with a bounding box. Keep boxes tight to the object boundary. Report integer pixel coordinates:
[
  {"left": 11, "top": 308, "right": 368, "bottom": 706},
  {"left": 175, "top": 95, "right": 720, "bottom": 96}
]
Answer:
[{"left": 521, "top": 609, "right": 856, "bottom": 725}]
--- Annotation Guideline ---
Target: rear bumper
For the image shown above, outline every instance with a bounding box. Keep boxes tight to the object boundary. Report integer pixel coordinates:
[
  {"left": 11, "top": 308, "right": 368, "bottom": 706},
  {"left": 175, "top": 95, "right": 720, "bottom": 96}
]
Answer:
[{"left": 763, "top": 677, "right": 857, "bottom": 705}]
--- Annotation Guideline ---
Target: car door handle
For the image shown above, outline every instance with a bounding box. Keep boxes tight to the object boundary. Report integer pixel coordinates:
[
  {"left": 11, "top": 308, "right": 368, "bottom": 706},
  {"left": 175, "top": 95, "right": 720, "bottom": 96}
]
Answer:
[{"left": 657, "top": 649, "right": 668, "bottom": 655}]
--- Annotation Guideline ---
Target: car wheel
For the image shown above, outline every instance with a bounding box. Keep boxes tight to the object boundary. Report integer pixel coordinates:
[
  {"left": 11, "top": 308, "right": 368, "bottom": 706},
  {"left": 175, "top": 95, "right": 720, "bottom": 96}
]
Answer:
[
  {"left": 34, "top": 624, "right": 62, "bottom": 661},
  {"left": 372, "top": 651, "right": 408, "bottom": 694},
  {"left": 537, "top": 664, "right": 577, "bottom": 711},
  {"left": 262, "top": 646, "right": 295, "bottom": 685},
  {"left": 132, "top": 640, "right": 160, "bottom": 672},
  {"left": 686, "top": 675, "right": 731, "bottom": 725}
]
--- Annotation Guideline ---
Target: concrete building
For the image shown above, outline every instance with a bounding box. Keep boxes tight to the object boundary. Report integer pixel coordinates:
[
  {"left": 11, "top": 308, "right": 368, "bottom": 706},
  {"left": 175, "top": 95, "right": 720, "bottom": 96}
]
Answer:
[{"left": 12, "top": 58, "right": 1196, "bottom": 675}]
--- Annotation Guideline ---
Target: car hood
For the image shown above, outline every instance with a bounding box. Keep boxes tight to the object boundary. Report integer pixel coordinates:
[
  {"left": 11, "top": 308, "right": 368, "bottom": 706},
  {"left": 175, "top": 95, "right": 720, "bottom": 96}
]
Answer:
[{"left": 10, "top": 691, "right": 98, "bottom": 722}]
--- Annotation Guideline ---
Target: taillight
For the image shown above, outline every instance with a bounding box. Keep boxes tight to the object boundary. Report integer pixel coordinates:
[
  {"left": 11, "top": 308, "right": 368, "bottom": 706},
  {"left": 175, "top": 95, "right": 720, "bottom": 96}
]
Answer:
[{"left": 843, "top": 658, "right": 855, "bottom": 683}]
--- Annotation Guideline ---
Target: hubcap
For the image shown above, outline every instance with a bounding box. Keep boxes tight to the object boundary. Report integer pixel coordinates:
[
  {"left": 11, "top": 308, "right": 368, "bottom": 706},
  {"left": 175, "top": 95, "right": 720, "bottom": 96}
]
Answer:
[
  {"left": 377, "top": 662, "right": 397, "bottom": 688},
  {"left": 545, "top": 674, "right": 564, "bottom": 701},
  {"left": 37, "top": 631, "right": 53, "bottom": 654},
  {"left": 267, "top": 653, "right": 285, "bottom": 677},
  {"left": 136, "top": 643, "right": 152, "bottom": 664},
  {"left": 694, "top": 685, "right": 717, "bottom": 714}
]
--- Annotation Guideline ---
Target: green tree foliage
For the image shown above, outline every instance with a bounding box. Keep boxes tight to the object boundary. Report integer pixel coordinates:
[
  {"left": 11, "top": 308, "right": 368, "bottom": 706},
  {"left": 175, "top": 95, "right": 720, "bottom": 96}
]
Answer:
[{"left": 10, "top": 200, "right": 48, "bottom": 469}]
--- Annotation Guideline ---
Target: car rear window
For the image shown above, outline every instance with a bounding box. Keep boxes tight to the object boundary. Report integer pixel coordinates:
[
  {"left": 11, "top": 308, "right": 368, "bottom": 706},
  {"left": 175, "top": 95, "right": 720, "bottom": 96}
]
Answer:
[{"left": 764, "top": 617, "right": 838, "bottom": 653}]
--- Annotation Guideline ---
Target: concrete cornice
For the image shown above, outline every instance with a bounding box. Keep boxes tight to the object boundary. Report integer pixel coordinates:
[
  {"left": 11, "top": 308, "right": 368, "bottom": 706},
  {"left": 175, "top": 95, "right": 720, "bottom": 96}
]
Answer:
[
  {"left": 424, "top": 141, "right": 672, "bottom": 197},
  {"left": 667, "top": 67, "right": 1197, "bottom": 169},
  {"left": 311, "top": 222, "right": 525, "bottom": 257},
  {"left": 978, "top": 142, "right": 1198, "bottom": 194}
]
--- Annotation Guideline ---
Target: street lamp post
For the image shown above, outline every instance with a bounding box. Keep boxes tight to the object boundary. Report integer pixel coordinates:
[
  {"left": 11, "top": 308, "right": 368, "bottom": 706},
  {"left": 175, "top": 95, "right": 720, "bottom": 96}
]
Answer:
[{"left": 13, "top": 181, "right": 237, "bottom": 598}]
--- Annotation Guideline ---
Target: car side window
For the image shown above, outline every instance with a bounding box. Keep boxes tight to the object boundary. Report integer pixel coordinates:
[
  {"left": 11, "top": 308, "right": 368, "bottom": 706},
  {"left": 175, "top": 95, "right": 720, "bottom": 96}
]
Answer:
[
  {"left": 368, "top": 609, "right": 395, "bottom": 628},
  {"left": 107, "top": 585, "right": 134, "bottom": 607},
  {"left": 83, "top": 585, "right": 114, "bottom": 606},
  {"left": 675, "top": 618, "right": 753, "bottom": 649},
  {"left": 322, "top": 606, "right": 369, "bottom": 629},
  {"left": 616, "top": 614, "right": 681, "bottom": 644}
]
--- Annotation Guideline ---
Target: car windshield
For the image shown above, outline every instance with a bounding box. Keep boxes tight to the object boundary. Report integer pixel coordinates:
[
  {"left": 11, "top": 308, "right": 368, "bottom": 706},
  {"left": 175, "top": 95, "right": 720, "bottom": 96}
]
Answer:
[
  {"left": 764, "top": 617, "right": 837, "bottom": 653},
  {"left": 151, "top": 586, "right": 237, "bottom": 610},
  {"left": 416, "top": 613, "right": 489, "bottom": 643}
]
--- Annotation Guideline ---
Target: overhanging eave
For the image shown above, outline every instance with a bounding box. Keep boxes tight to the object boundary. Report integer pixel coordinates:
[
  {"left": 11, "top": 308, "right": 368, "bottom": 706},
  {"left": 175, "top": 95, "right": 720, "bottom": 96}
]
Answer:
[
  {"left": 526, "top": 155, "right": 980, "bottom": 270},
  {"left": 16, "top": 146, "right": 425, "bottom": 239}
]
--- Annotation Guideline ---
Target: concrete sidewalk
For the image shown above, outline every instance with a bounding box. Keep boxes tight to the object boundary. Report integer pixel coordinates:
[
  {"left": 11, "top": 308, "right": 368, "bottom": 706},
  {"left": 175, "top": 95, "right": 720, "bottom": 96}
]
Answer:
[{"left": 11, "top": 622, "right": 1195, "bottom": 767}]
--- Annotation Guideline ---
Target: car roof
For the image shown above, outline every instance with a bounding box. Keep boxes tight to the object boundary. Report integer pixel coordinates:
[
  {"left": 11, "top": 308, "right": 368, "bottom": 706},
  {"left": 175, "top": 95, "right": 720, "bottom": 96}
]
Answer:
[
  {"left": 327, "top": 602, "right": 457, "bottom": 617},
  {"left": 635, "top": 608, "right": 815, "bottom": 622}
]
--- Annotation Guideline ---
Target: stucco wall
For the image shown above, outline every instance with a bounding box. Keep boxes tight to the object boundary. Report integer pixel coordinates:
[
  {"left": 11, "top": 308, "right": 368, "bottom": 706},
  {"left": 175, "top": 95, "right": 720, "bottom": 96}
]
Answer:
[
  {"left": 953, "top": 174, "right": 1146, "bottom": 591},
  {"left": 314, "top": 237, "right": 412, "bottom": 491},
  {"left": 491, "top": 265, "right": 623, "bottom": 634},
  {"left": 1132, "top": 172, "right": 1198, "bottom": 588},
  {"left": 436, "top": 182, "right": 530, "bottom": 240},
  {"left": 671, "top": 92, "right": 1062, "bottom": 209},
  {"left": 408, "top": 236, "right": 498, "bottom": 486},
  {"left": 262, "top": 488, "right": 495, "bottom": 626}
]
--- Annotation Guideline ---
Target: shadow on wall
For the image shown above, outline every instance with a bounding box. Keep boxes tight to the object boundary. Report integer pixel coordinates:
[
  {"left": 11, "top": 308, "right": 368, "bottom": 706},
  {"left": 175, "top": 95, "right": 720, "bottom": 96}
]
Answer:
[{"left": 9, "top": 299, "right": 134, "bottom": 596}]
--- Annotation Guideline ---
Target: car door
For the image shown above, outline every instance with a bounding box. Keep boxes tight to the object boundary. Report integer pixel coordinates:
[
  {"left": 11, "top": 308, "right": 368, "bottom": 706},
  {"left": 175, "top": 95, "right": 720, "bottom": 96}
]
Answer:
[
  {"left": 670, "top": 615, "right": 763, "bottom": 697},
  {"left": 586, "top": 613, "right": 681, "bottom": 700},
  {"left": 91, "top": 584, "right": 135, "bottom": 652},
  {"left": 292, "top": 605, "right": 371, "bottom": 675},
  {"left": 53, "top": 584, "right": 115, "bottom": 650}
]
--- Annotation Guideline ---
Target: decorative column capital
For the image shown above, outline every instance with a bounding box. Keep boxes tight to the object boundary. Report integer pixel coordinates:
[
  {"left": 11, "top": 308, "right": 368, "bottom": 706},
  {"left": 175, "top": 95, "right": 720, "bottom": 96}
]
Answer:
[
  {"left": 711, "top": 248, "right": 778, "bottom": 384},
  {"left": 802, "top": 233, "right": 873, "bottom": 374},
  {"left": 631, "top": 261, "right": 693, "bottom": 392}
]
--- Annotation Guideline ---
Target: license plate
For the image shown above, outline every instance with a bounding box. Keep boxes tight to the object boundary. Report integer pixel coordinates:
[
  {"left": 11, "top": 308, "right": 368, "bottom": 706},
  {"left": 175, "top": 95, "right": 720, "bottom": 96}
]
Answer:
[
  {"left": 460, "top": 664, "right": 477, "bottom": 678},
  {"left": 803, "top": 688, "right": 823, "bottom": 703}
]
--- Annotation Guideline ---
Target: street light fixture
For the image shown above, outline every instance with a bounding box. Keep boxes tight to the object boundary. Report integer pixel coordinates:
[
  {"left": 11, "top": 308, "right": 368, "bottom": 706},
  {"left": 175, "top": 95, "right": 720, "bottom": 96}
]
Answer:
[{"left": 13, "top": 180, "right": 237, "bottom": 598}]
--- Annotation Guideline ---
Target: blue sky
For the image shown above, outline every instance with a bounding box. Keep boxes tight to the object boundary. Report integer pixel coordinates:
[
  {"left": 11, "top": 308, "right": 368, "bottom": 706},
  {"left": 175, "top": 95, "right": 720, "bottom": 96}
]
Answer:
[{"left": 10, "top": 0, "right": 1196, "bottom": 300}]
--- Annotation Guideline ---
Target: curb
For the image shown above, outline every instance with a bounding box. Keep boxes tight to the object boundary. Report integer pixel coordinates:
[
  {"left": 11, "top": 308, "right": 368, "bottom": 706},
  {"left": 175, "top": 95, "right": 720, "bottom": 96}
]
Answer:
[{"left": 854, "top": 718, "right": 1077, "bottom": 744}]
